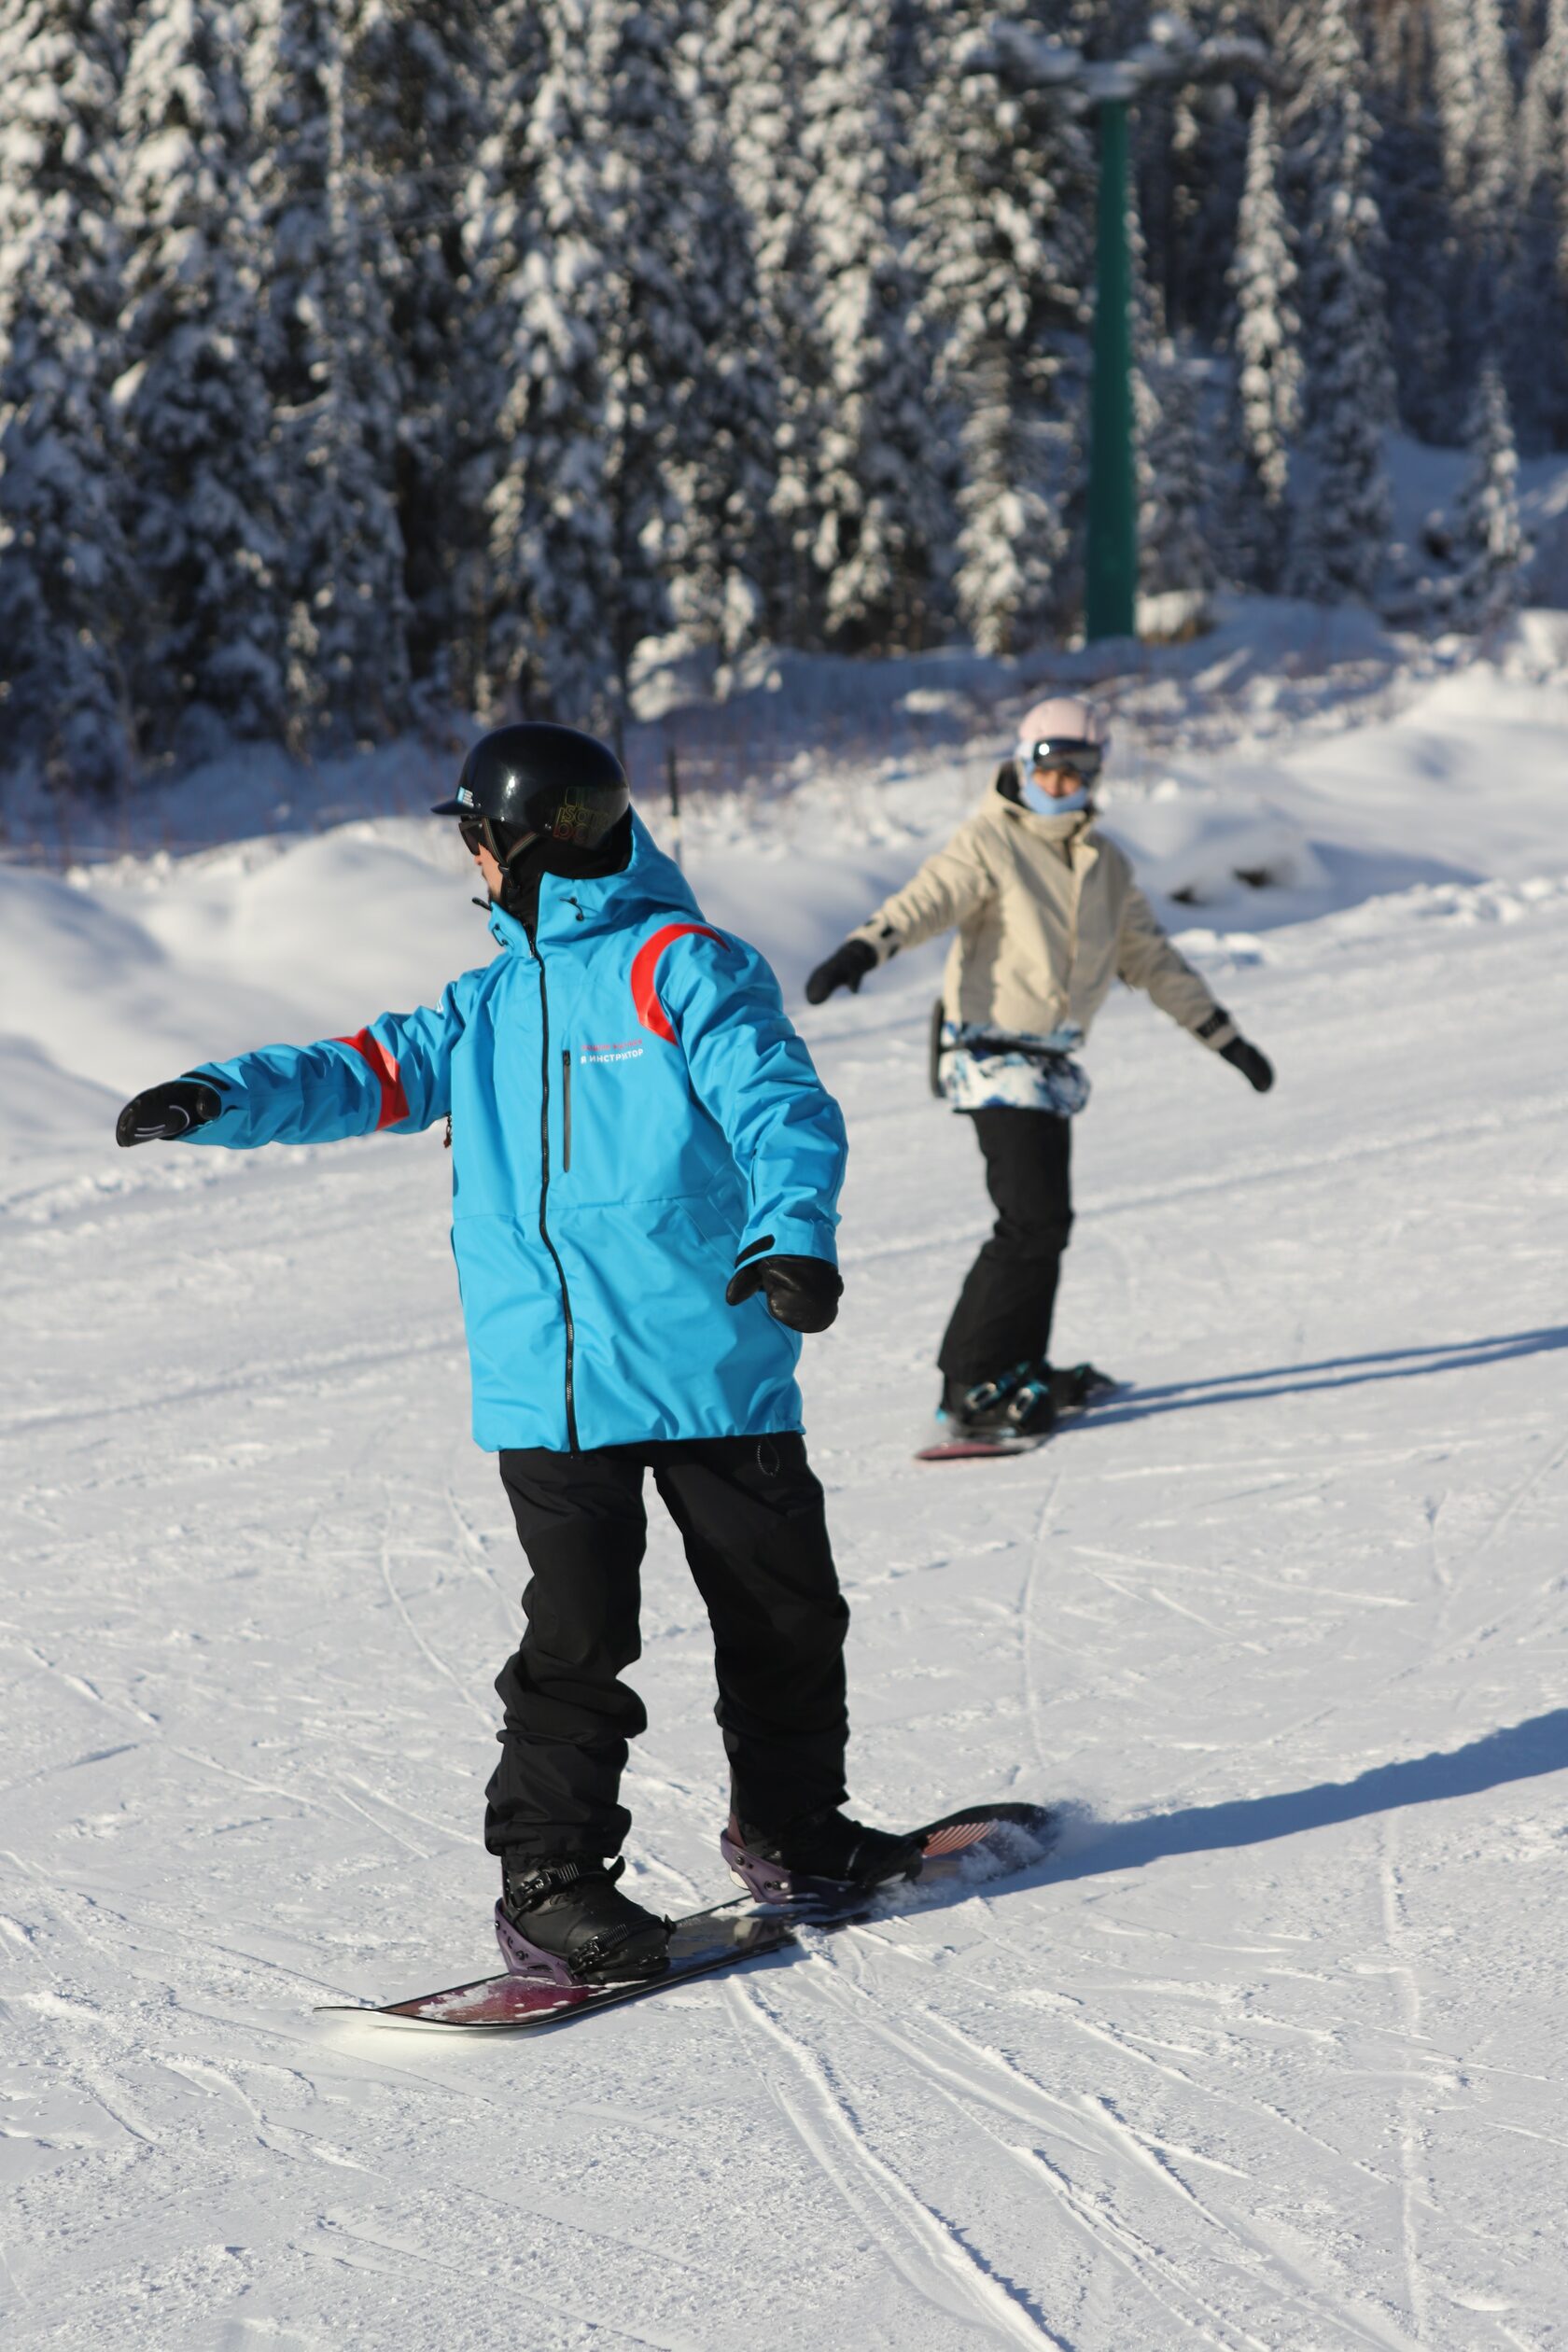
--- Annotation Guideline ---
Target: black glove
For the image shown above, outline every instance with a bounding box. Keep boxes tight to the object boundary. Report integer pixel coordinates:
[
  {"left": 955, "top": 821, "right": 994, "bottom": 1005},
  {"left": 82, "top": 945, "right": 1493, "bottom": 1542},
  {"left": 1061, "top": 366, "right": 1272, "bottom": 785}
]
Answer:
[
  {"left": 1220, "top": 1038, "right": 1274, "bottom": 1094},
  {"left": 805, "top": 938, "right": 876, "bottom": 1006},
  {"left": 116, "top": 1077, "right": 223, "bottom": 1147},
  {"left": 725, "top": 1253, "right": 843, "bottom": 1333}
]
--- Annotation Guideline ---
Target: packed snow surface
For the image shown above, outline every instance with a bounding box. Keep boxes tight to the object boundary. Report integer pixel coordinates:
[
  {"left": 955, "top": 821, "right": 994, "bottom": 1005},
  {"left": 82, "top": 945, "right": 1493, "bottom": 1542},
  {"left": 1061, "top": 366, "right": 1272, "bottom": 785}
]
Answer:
[{"left": 3, "top": 636, "right": 1567, "bottom": 2347}]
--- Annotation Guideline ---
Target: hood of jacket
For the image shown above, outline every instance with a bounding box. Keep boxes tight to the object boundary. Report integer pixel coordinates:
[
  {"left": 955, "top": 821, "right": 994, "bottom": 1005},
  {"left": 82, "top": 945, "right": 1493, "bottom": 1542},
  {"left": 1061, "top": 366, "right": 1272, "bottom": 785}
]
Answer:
[{"left": 486, "top": 811, "right": 703, "bottom": 958}]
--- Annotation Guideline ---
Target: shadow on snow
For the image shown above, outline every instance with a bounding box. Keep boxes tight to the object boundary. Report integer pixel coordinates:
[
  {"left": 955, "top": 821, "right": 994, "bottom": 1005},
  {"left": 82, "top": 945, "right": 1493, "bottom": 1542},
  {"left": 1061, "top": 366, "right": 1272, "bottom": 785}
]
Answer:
[
  {"left": 1043, "top": 1708, "right": 1568, "bottom": 1888},
  {"left": 1084, "top": 1324, "right": 1568, "bottom": 1427}
]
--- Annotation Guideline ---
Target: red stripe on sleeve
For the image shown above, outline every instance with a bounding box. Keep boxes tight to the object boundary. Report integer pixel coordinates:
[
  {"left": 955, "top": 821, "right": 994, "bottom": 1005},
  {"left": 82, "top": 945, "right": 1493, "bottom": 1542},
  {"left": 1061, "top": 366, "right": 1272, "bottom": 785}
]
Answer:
[
  {"left": 630, "top": 923, "right": 730, "bottom": 1044},
  {"left": 334, "top": 1028, "right": 410, "bottom": 1129}
]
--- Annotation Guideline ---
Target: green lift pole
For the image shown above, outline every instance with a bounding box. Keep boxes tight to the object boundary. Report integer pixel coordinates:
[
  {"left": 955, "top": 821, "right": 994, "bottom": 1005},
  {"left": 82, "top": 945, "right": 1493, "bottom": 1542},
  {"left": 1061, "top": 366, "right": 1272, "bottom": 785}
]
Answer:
[{"left": 1083, "top": 96, "right": 1137, "bottom": 642}]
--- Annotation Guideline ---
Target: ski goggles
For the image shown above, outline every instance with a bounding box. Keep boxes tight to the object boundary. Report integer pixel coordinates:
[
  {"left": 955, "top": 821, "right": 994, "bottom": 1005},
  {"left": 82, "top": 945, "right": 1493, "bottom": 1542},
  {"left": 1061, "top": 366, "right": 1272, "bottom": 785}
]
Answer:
[
  {"left": 1018, "top": 737, "right": 1104, "bottom": 780},
  {"left": 457, "top": 812, "right": 537, "bottom": 861}
]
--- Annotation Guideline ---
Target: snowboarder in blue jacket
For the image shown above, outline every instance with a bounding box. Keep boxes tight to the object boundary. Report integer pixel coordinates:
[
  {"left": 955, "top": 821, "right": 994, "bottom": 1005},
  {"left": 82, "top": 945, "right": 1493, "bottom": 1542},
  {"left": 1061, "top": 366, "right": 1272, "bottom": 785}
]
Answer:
[{"left": 116, "top": 724, "right": 920, "bottom": 1983}]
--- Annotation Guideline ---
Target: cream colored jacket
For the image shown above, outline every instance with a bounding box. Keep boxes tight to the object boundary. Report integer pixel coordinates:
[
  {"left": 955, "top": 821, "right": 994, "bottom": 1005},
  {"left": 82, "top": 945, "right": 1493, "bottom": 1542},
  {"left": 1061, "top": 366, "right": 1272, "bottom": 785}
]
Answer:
[{"left": 850, "top": 772, "right": 1238, "bottom": 1054}]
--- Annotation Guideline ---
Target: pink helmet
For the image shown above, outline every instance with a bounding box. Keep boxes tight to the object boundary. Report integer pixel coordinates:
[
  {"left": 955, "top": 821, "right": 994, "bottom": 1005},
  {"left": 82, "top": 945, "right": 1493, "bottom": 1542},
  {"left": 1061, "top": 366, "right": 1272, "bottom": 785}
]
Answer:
[{"left": 1015, "top": 695, "right": 1110, "bottom": 768}]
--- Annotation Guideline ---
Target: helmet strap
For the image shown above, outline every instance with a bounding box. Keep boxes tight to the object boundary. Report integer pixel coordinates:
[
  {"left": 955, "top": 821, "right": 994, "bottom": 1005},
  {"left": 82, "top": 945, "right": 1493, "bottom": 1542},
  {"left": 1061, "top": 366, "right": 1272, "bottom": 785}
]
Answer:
[{"left": 481, "top": 817, "right": 539, "bottom": 870}]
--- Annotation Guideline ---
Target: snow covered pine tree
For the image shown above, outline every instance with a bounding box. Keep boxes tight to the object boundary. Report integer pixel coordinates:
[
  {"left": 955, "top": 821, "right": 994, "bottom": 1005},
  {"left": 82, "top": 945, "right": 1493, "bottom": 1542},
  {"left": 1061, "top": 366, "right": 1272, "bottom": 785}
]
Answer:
[
  {"left": 342, "top": 0, "right": 489, "bottom": 708},
  {"left": 1282, "top": 0, "right": 1395, "bottom": 606},
  {"left": 797, "top": 0, "right": 943, "bottom": 650},
  {"left": 117, "top": 0, "right": 287, "bottom": 757},
  {"left": 246, "top": 0, "right": 410, "bottom": 748},
  {"left": 1449, "top": 359, "right": 1530, "bottom": 629},
  {"left": 477, "top": 0, "right": 757, "bottom": 728},
  {"left": 1226, "top": 92, "right": 1301, "bottom": 593},
  {"left": 0, "top": 0, "right": 133, "bottom": 793},
  {"left": 909, "top": 0, "right": 1091, "bottom": 655}
]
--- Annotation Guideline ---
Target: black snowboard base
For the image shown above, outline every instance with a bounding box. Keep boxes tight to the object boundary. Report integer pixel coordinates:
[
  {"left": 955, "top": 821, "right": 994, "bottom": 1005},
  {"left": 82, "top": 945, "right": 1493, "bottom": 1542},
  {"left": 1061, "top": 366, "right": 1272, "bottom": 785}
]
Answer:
[{"left": 317, "top": 1802, "right": 1055, "bottom": 2033}]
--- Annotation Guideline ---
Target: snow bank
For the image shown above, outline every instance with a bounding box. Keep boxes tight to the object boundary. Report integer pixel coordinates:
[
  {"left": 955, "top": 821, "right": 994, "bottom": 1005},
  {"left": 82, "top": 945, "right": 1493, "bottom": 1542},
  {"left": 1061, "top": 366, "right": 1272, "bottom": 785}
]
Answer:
[
  {"left": 1098, "top": 777, "right": 1329, "bottom": 904},
  {"left": 0, "top": 827, "right": 483, "bottom": 1130},
  {"left": 0, "top": 1037, "right": 120, "bottom": 1145},
  {"left": 6, "top": 622, "right": 1567, "bottom": 1169}
]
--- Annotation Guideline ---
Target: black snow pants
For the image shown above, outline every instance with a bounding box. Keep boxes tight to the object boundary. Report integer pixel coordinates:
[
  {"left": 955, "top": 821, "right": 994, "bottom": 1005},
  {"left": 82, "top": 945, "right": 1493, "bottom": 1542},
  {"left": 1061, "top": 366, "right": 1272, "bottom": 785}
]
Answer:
[
  {"left": 937, "top": 1106, "right": 1074, "bottom": 1386},
  {"left": 484, "top": 1434, "right": 850, "bottom": 1861}
]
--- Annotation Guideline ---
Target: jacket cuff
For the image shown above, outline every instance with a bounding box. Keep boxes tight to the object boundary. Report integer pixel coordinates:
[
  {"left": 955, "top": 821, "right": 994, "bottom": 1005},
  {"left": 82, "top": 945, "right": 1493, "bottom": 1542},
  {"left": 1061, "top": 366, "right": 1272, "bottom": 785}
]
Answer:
[
  {"left": 1192, "top": 1005, "right": 1239, "bottom": 1053},
  {"left": 737, "top": 1214, "right": 838, "bottom": 1268},
  {"left": 849, "top": 916, "right": 901, "bottom": 966},
  {"left": 180, "top": 1066, "right": 247, "bottom": 1146}
]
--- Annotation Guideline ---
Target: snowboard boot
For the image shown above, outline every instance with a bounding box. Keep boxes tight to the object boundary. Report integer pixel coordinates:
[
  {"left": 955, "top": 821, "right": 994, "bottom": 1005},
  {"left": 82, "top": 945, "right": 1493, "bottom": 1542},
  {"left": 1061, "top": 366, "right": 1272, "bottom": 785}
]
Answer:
[
  {"left": 1046, "top": 1362, "right": 1120, "bottom": 1415},
  {"left": 495, "top": 1855, "right": 671, "bottom": 1987},
  {"left": 721, "top": 1805, "right": 925, "bottom": 1907},
  {"left": 938, "top": 1362, "right": 1057, "bottom": 1444}
]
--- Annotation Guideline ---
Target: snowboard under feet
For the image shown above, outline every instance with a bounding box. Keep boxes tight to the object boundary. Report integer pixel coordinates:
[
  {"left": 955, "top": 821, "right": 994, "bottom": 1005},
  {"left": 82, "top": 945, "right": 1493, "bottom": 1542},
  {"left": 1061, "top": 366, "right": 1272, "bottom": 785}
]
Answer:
[
  {"left": 916, "top": 1432, "right": 1048, "bottom": 1462},
  {"left": 317, "top": 1802, "right": 1056, "bottom": 2034},
  {"left": 917, "top": 1368, "right": 1127, "bottom": 1462}
]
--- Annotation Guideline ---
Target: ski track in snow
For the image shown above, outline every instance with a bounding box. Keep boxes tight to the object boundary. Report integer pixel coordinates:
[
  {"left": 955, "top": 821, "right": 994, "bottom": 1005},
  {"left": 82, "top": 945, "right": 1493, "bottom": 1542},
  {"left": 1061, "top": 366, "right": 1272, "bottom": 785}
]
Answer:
[{"left": 4, "top": 743, "right": 1568, "bottom": 2345}]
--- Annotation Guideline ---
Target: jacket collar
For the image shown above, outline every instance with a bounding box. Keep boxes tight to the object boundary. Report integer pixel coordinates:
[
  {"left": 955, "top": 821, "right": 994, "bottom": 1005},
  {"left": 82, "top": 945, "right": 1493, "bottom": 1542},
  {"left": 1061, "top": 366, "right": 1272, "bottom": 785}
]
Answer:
[
  {"left": 991, "top": 762, "right": 1104, "bottom": 837},
  {"left": 987, "top": 774, "right": 1099, "bottom": 854},
  {"left": 485, "top": 813, "right": 701, "bottom": 956},
  {"left": 1011, "top": 803, "right": 1097, "bottom": 847}
]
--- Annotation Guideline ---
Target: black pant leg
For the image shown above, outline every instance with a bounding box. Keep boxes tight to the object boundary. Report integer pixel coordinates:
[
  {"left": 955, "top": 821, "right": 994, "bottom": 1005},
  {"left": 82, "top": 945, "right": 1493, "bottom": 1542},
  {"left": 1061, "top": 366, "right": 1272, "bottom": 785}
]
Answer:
[
  {"left": 937, "top": 1106, "right": 1074, "bottom": 1384},
  {"left": 651, "top": 1435, "right": 850, "bottom": 1832},
  {"left": 484, "top": 1447, "right": 650, "bottom": 1860}
]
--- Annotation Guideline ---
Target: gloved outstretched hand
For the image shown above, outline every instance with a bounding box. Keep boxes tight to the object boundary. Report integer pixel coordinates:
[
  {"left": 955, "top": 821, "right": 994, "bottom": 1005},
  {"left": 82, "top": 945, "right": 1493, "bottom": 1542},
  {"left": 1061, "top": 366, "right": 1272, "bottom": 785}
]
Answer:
[
  {"left": 1220, "top": 1037, "right": 1274, "bottom": 1094},
  {"left": 725, "top": 1253, "right": 843, "bottom": 1334},
  {"left": 116, "top": 1077, "right": 223, "bottom": 1147},
  {"left": 804, "top": 938, "right": 876, "bottom": 1006}
]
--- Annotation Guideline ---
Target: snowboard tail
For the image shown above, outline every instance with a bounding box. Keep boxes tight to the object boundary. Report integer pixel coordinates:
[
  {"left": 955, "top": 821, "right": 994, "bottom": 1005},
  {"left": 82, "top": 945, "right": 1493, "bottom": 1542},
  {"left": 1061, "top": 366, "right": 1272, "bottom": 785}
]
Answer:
[{"left": 318, "top": 1801, "right": 1055, "bottom": 2033}]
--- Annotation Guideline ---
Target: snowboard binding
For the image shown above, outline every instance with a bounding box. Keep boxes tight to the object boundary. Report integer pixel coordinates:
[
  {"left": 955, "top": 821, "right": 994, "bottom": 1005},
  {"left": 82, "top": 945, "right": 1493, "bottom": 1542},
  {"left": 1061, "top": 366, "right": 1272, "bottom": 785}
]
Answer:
[
  {"left": 720, "top": 1809, "right": 925, "bottom": 1909},
  {"left": 918, "top": 1360, "right": 1123, "bottom": 1461},
  {"left": 495, "top": 1855, "right": 671, "bottom": 1987}
]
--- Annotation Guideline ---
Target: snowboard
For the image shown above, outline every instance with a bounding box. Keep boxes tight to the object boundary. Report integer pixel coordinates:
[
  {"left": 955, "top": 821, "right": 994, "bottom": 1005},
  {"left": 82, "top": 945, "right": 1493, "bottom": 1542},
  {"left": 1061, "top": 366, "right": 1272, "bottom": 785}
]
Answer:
[
  {"left": 917, "top": 1367, "right": 1126, "bottom": 1463},
  {"left": 317, "top": 1801, "right": 1055, "bottom": 2034},
  {"left": 916, "top": 1430, "right": 1048, "bottom": 1463}
]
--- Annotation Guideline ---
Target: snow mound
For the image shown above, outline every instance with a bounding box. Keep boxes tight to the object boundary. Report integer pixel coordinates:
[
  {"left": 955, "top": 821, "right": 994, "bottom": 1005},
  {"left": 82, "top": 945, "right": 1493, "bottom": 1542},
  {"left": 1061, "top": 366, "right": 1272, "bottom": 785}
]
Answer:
[
  {"left": 0, "top": 824, "right": 484, "bottom": 1125},
  {"left": 1405, "top": 874, "right": 1568, "bottom": 925},
  {"left": 1491, "top": 605, "right": 1568, "bottom": 679},
  {"left": 1099, "top": 777, "right": 1328, "bottom": 905},
  {"left": 0, "top": 1037, "right": 120, "bottom": 1147}
]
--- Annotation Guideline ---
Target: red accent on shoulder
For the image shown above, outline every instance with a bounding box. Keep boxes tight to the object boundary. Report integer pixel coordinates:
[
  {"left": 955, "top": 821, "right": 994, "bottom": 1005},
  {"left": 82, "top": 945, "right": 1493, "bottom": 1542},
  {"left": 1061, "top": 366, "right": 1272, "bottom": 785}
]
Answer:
[
  {"left": 334, "top": 1028, "right": 410, "bottom": 1129},
  {"left": 630, "top": 922, "right": 730, "bottom": 1044}
]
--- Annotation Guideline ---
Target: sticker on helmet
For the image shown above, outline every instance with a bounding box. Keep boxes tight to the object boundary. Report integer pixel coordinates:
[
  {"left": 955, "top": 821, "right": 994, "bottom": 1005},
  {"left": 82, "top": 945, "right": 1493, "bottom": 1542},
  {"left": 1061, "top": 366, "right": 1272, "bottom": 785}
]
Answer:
[{"left": 552, "top": 795, "right": 610, "bottom": 846}]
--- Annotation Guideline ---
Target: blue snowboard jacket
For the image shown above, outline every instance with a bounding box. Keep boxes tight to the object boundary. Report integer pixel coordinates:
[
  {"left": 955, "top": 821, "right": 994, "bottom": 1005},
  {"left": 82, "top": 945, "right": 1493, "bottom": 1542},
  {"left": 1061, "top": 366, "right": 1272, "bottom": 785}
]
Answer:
[{"left": 184, "top": 817, "right": 847, "bottom": 1452}]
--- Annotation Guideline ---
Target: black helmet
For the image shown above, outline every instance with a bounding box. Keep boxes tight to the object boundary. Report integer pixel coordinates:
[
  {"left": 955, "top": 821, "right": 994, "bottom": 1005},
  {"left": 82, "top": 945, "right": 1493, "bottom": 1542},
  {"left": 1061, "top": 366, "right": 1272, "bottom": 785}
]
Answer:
[{"left": 432, "top": 722, "right": 630, "bottom": 854}]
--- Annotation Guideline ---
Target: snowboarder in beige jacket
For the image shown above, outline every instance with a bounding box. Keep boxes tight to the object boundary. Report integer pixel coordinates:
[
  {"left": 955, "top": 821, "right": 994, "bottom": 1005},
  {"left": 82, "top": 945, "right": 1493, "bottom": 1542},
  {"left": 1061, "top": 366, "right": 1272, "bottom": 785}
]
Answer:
[{"left": 805, "top": 695, "right": 1275, "bottom": 1446}]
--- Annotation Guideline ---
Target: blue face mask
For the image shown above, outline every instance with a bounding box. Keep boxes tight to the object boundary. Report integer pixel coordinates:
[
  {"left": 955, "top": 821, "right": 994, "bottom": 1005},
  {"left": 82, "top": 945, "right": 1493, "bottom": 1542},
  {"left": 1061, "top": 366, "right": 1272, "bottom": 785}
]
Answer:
[{"left": 1018, "top": 769, "right": 1091, "bottom": 817}]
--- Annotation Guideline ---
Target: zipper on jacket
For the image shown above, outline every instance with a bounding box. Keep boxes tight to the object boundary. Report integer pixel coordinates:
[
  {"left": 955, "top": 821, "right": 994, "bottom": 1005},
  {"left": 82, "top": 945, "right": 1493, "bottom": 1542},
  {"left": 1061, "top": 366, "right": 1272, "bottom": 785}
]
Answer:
[
  {"left": 561, "top": 1048, "right": 572, "bottom": 1171},
  {"left": 533, "top": 951, "right": 580, "bottom": 1452}
]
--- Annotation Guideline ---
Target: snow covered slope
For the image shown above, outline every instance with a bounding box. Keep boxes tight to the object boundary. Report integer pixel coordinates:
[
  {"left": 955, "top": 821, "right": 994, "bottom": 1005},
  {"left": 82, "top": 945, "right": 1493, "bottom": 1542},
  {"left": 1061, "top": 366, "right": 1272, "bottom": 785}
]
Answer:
[{"left": 3, "top": 646, "right": 1567, "bottom": 2347}]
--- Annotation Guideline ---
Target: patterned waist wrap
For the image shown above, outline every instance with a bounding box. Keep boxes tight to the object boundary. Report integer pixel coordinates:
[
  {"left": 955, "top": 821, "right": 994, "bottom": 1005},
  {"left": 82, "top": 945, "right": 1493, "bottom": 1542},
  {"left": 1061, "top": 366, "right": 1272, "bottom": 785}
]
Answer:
[{"left": 936, "top": 1019, "right": 1092, "bottom": 1117}]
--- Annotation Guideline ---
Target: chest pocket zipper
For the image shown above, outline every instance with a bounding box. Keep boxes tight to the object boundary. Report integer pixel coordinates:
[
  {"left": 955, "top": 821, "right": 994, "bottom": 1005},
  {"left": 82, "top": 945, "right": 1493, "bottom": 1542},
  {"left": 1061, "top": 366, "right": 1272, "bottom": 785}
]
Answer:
[{"left": 561, "top": 1048, "right": 572, "bottom": 1171}]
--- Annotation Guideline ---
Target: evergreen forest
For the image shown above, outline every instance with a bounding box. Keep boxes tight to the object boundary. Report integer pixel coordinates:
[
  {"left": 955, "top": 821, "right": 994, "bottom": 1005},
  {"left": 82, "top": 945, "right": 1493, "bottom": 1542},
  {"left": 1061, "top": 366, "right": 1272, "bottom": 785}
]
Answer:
[{"left": 0, "top": 0, "right": 1554, "bottom": 798}]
